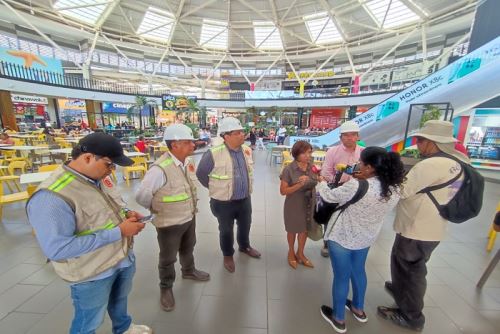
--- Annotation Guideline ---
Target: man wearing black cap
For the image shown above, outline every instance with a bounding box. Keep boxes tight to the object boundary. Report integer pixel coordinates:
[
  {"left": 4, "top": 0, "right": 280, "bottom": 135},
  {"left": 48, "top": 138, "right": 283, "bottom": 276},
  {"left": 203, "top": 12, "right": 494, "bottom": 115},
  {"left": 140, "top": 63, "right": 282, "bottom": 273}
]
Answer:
[{"left": 27, "top": 133, "right": 152, "bottom": 334}]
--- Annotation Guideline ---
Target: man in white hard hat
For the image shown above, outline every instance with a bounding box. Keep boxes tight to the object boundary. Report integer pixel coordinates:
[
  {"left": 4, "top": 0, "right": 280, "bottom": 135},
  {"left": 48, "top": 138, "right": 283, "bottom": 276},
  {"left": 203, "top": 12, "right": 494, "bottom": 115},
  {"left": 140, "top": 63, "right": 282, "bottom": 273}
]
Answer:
[
  {"left": 319, "top": 120, "right": 364, "bottom": 257},
  {"left": 196, "top": 117, "right": 261, "bottom": 273},
  {"left": 136, "top": 124, "right": 210, "bottom": 312}
]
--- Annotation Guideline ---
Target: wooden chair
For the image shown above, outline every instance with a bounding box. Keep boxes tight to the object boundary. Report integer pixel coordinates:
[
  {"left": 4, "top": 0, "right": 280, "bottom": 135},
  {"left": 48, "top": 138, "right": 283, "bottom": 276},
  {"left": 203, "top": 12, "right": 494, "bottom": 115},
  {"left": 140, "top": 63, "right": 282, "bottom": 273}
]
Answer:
[
  {"left": 0, "top": 175, "right": 29, "bottom": 221},
  {"left": 1, "top": 150, "right": 26, "bottom": 164},
  {"left": 122, "top": 157, "right": 148, "bottom": 186}
]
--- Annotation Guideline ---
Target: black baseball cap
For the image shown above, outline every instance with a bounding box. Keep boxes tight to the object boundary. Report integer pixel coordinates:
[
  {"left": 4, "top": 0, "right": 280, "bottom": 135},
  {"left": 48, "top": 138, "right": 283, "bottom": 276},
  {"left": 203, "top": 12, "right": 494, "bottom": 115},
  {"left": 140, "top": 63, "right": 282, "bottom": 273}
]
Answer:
[{"left": 76, "top": 133, "right": 133, "bottom": 166}]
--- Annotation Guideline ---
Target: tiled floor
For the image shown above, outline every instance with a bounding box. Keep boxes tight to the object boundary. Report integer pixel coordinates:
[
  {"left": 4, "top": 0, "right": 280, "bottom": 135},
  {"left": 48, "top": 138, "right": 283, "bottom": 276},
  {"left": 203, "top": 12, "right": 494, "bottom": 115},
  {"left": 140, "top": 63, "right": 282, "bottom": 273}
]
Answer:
[{"left": 1, "top": 149, "right": 499, "bottom": 334}]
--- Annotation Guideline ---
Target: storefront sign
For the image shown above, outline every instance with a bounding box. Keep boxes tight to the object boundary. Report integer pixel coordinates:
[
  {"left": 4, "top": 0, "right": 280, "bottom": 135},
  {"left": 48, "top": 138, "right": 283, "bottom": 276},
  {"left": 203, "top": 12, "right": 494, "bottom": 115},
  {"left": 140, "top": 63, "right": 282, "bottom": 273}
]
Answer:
[
  {"left": 286, "top": 70, "right": 335, "bottom": 80},
  {"left": 161, "top": 95, "right": 196, "bottom": 111},
  {"left": 310, "top": 108, "right": 344, "bottom": 129},
  {"left": 58, "top": 99, "right": 86, "bottom": 117},
  {"left": 11, "top": 94, "right": 48, "bottom": 105},
  {"left": 103, "top": 102, "right": 134, "bottom": 114}
]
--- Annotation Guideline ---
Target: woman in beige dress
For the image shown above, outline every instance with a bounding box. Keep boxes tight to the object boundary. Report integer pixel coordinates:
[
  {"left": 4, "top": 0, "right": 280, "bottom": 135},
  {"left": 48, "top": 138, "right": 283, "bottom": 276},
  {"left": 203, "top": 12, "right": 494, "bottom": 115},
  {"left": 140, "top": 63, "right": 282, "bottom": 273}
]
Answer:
[{"left": 280, "top": 140, "right": 318, "bottom": 269}]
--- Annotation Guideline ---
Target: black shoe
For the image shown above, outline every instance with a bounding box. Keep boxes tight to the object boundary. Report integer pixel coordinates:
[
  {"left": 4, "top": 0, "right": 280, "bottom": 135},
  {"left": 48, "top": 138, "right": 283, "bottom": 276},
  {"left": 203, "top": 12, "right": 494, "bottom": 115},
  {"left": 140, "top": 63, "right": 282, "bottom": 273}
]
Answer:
[
  {"left": 320, "top": 305, "right": 346, "bottom": 333},
  {"left": 377, "top": 306, "right": 423, "bottom": 332},
  {"left": 345, "top": 299, "right": 368, "bottom": 323},
  {"left": 384, "top": 281, "right": 394, "bottom": 299}
]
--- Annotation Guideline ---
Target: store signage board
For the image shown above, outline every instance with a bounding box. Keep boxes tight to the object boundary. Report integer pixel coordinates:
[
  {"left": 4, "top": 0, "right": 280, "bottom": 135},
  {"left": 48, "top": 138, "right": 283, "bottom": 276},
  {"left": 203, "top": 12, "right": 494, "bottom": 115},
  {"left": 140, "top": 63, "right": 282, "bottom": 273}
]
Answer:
[
  {"left": 103, "top": 102, "right": 134, "bottom": 114},
  {"left": 11, "top": 94, "right": 48, "bottom": 105},
  {"left": 290, "top": 36, "right": 500, "bottom": 148}
]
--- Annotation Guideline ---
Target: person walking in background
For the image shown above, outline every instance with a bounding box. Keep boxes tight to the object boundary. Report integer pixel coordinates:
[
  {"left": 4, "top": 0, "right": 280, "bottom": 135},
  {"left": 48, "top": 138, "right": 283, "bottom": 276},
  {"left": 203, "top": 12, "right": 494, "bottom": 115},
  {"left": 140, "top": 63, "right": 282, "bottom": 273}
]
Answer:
[
  {"left": 280, "top": 141, "right": 318, "bottom": 269},
  {"left": 136, "top": 124, "right": 209, "bottom": 313},
  {"left": 319, "top": 121, "right": 364, "bottom": 257},
  {"left": 318, "top": 147, "right": 405, "bottom": 333},
  {"left": 196, "top": 117, "right": 261, "bottom": 273},
  {"left": 257, "top": 128, "right": 266, "bottom": 150},
  {"left": 248, "top": 127, "right": 257, "bottom": 150},
  {"left": 277, "top": 125, "right": 287, "bottom": 145},
  {"left": 378, "top": 120, "right": 470, "bottom": 331}
]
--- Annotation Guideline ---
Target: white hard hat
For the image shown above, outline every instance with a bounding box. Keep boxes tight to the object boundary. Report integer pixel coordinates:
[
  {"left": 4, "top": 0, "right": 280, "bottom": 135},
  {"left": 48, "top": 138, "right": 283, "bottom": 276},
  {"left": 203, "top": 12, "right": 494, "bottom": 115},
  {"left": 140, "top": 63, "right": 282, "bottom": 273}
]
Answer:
[
  {"left": 340, "top": 121, "right": 360, "bottom": 134},
  {"left": 218, "top": 117, "right": 244, "bottom": 135},
  {"left": 163, "top": 124, "right": 194, "bottom": 141}
]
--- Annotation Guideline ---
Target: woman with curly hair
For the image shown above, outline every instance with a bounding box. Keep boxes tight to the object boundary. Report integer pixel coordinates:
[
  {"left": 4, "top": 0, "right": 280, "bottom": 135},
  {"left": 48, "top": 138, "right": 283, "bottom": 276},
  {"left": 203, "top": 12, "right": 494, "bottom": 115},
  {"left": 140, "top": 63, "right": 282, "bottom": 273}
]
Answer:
[{"left": 317, "top": 147, "right": 406, "bottom": 333}]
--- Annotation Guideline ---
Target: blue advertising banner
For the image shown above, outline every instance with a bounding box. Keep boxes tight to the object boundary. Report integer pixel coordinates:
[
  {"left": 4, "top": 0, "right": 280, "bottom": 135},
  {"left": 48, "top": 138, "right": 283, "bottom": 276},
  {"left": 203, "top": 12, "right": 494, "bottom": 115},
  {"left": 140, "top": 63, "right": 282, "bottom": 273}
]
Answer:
[
  {"left": 103, "top": 102, "right": 150, "bottom": 116},
  {"left": 290, "top": 36, "right": 500, "bottom": 148}
]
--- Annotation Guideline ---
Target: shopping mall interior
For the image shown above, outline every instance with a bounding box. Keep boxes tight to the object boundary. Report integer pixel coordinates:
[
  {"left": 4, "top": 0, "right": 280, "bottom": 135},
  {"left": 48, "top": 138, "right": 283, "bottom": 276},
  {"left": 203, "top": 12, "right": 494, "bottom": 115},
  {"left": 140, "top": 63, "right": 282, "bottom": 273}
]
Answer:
[{"left": 0, "top": 0, "right": 499, "bottom": 333}]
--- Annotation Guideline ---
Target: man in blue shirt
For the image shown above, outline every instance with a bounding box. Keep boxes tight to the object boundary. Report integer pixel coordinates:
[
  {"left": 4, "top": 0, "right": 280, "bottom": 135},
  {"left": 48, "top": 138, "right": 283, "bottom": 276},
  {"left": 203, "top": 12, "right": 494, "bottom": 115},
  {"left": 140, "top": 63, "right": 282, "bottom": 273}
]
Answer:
[
  {"left": 27, "top": 133, "right": 151, "bottom": 334},
  {"left": 196, "top": 117, "right": 261, "bottom": 273}
]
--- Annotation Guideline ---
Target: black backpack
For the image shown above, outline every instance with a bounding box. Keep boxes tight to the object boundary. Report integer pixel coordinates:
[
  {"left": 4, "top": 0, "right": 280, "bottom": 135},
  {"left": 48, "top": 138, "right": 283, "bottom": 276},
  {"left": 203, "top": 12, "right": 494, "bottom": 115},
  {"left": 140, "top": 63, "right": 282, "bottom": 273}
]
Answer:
[
  {"left": 417, "top": 154, "right": 484, "bottom": 224},
  {"left": 314, "top": 179, "right": 369, "bottom": 225}
]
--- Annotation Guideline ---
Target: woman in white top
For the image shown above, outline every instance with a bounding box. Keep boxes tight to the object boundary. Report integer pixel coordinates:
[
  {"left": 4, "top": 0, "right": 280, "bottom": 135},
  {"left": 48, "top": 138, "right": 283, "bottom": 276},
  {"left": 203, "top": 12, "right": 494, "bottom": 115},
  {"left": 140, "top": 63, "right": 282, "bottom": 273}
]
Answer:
[{"left": 317, "top": 147, "right": 405, "bottom": 333}]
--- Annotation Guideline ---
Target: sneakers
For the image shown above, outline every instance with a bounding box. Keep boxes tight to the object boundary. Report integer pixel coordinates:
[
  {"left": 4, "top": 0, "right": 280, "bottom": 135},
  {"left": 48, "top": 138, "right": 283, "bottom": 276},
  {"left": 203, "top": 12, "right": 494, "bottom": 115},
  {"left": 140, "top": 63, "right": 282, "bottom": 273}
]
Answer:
[
  {"left": 377, "top": 306, "right": 423, "bottom": 332},
  {"left": 320, "top": 305, "right": 346, "bottom": 333},
  {"left": 320, "top": 246, "right": 329, "bottom": 258},
  {"left": 124, "top": 323, "right": 152, "bottom": 334},
  {"left": 345, "top": 299, "right": 368, "bottom": 323}
]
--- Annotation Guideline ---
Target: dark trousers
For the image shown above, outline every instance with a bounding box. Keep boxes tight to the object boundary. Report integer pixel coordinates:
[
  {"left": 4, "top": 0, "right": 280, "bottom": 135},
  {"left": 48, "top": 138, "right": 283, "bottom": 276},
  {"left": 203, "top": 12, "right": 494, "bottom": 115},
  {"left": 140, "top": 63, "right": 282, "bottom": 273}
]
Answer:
[
  {"left": 390, "top": 234, "right": 439, "bottom": 327},
  {"left": 210, "top": 197, "right": 252, "bottom": 256},
  {"left": 156, "top": 219, "right": 196, "bottom": 289}
]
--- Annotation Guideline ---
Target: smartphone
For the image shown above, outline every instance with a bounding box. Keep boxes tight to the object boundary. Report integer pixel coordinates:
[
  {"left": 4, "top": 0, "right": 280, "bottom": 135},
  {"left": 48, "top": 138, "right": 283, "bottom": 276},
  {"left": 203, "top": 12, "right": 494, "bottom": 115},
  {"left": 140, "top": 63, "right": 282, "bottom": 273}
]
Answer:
[
  {"left": 345, "top": 164, "right": 360, "bottom": 175},
  {"left": 138, "top": 215, "right": 154, "bottom": 223}
]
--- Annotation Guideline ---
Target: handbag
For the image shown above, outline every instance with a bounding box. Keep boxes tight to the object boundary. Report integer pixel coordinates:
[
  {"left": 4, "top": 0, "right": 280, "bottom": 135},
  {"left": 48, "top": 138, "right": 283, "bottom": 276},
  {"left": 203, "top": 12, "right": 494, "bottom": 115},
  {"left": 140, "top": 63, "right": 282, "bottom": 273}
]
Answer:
[{"left": 314, "top": 179, "right": 369, "bottom": 226}]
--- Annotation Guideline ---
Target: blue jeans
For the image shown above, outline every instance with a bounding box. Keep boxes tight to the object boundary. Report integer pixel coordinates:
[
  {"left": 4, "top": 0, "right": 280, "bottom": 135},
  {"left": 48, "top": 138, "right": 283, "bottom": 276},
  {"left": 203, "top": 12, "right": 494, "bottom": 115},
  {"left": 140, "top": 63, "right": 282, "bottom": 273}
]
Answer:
[
  {"left": 327, "top": 240, "right": 369, "bottom": 321},
  {"left": 69, "top": 262, "right": 135, "bottom": 334}
]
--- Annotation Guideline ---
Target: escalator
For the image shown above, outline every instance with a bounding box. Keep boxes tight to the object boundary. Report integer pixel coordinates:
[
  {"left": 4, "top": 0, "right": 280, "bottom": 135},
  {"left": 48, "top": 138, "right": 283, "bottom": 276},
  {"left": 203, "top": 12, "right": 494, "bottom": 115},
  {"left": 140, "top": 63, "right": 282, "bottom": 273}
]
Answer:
[{"left": 291, "top": 36, "right": 500, "bottom": 149}]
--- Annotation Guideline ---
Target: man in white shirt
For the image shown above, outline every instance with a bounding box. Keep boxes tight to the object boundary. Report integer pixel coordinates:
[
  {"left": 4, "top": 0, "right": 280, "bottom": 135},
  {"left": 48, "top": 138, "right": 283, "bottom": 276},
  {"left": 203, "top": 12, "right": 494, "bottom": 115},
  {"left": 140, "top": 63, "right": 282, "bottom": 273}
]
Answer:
[
  {"left": 277, "top": 125, "right": 287, "bottom": 145},
  {"left": 135, "top": 124, "right": 209, "bottom": 312}
]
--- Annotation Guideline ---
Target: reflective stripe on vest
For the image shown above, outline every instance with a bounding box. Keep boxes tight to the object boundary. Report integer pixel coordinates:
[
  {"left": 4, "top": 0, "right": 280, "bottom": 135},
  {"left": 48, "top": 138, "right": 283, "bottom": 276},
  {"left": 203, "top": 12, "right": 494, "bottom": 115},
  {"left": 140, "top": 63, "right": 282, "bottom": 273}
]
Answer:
[
  {"left": 48, "top": 173, "right": 76, "bottom": 192},
  {"left": 209, "top": 174, "right": 230, "bottom": 180},
  {"left": 160, "top": 158, "right": 174, "bottom": 168},
  {"left": 76, "top": 219, "right": 115, "bottom": 237},
  {"left": 210, "top": 144, "right": 225, "bottom": 153},
  {"left": 162, "top": 193, "right": 190, "bottom": 203}
]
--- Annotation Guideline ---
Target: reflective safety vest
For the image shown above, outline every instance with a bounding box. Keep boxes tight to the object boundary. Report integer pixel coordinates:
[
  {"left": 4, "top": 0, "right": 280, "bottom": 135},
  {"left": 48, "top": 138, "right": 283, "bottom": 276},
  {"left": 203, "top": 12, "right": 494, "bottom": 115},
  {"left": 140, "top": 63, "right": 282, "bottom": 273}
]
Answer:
[
  {"left": 208, "top": 143, "right": 254, "bottom": 201},
  {"left": 150, "top": 152, "right": 198, "bottom": 228},
  {"left": 28, "top": 166, "right": 130, "bottom": 283}
]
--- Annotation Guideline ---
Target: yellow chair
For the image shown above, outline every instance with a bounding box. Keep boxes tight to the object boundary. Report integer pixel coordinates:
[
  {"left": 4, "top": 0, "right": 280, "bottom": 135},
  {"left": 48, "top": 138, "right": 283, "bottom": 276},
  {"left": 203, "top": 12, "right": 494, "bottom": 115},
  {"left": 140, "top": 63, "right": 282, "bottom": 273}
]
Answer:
[
  {"left": 59, "top": 141, "right": 73, "bottom": 149},
  {"left": 312, "top": 150, "right": 326, "bottom": 166},
  {"left": 122, "top": 157, "right": 148, "bottom": 186},
  {"left": 1, "top": 150, "right": 26, "bottom": 164},
  {"left": 487, "top": 202, "right": 500, "bottom": 252},
  {"left": 8, "top": 160, "right": 27, "bottom": 176},
  {"left": 282, "top": 151, "right": 293, "bottom": 168},
  {"left": 13, "top": 138, "right": 25, "bottom": 146},
  {"left": 0, "top": 175, "right": 29, "bottom": 221},
  {"left": 39, "top": 164, "right": 60, "bottom": 172}
]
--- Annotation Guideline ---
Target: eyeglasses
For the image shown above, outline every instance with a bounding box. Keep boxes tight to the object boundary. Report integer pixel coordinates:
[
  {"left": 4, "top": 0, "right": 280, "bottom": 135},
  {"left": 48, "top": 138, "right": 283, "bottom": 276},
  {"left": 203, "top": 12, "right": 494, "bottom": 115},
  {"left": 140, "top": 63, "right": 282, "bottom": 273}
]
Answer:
[{"left": 94, "top": 155, "right": 116, "bottom": 169}]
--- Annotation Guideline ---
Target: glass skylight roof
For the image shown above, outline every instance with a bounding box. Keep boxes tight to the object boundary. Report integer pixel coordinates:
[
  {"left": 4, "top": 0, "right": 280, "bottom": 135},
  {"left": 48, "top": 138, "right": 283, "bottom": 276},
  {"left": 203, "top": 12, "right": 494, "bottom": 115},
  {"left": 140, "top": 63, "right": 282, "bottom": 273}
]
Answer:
[
  {"left": 200, "top": 19, "right": 228, "bottom": 50},
  {"left": 304, "top": 12, "right": 343, "bottom": 44},
  {"left": 365, "top": 0, "right": 420, "bottom": 29},
  {"left": 137, "top": 7, "right": 175, "bottom": 42},
  {"left": 53, "top": 0, "right": 108, "bottom": 25},
  {"left": 253, "top": 21, "right": 283, "bottom": 50}
]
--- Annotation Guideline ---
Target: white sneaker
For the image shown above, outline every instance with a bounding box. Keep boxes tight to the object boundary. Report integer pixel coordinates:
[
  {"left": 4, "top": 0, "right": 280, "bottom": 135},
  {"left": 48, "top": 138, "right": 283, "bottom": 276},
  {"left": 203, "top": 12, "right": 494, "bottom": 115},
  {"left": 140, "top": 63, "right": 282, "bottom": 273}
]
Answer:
[{"left": 124, "top": 323, "right": 153, "bottom": 334}]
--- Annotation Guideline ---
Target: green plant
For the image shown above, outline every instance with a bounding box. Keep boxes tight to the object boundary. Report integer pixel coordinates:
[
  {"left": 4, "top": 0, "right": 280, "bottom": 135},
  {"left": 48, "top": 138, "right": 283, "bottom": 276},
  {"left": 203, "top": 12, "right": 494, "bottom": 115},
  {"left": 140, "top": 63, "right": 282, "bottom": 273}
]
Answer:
[
  {"left": 184, "top": 123, "right": 200, "bottom": 139},
  {"left": 420, "top": 105, "right": 442, "bottom": 127},
  {"left": 128, "top": 95, "right": 158, "bottom": 130}
]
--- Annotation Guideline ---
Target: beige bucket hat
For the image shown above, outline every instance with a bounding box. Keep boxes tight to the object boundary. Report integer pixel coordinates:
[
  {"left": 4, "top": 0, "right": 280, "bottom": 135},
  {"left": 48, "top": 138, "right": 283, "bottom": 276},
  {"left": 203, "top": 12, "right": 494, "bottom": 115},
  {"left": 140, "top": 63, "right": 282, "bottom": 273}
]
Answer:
[{"left": 412, "top": 120, "right": 470, "bottom": 163}]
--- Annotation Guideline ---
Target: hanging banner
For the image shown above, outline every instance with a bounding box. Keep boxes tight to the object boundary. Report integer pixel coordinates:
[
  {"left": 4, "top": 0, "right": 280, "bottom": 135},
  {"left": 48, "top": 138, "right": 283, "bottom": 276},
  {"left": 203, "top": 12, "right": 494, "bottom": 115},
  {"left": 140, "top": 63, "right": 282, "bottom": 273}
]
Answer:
[{"left": 290, "top": 36, "right": 500, "bottom": 148}]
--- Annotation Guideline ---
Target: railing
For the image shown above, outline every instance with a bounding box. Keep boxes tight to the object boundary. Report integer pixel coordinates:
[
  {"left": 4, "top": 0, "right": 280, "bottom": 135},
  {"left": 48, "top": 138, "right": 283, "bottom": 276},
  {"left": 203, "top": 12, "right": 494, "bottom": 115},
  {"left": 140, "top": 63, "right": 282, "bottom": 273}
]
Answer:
[
  {"left": 0, "top": 60, "right": 426, "bottom": 101},
  {"left": 0, "top": 61, "right": 170, "bottom": 97}
]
